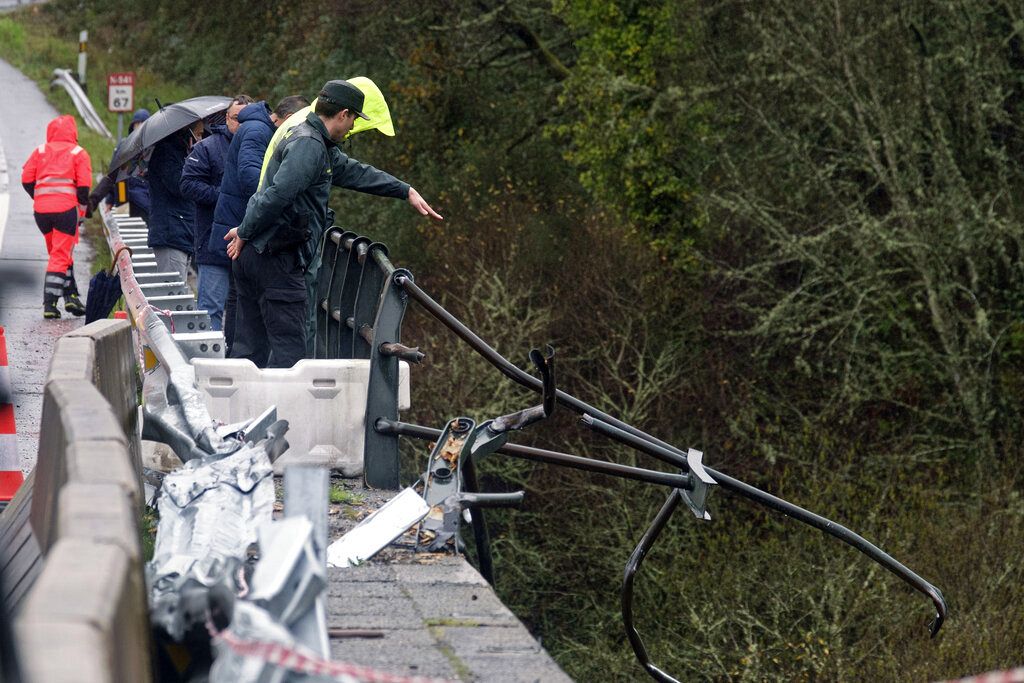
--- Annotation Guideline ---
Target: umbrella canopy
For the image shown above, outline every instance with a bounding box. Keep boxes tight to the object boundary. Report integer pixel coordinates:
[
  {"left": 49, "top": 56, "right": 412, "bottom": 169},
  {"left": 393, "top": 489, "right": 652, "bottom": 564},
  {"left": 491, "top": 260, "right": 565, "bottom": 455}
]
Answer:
[{"left": 109, "top": 95, "right": 233, "bottom": 170}]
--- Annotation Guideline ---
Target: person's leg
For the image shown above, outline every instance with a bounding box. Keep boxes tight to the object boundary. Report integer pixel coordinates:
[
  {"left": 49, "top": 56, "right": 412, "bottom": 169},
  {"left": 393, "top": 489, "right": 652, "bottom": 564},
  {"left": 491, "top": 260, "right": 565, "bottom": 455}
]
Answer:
[
  {"left": 170, "top": 249, "right": 190, "bottom": 286},
  {"left": 223, "top": 270, "right": 237, "bottom": 354},
  {"left": 261, "top": 250, "right": 308, "bottom": 369},
  {"left": 196, "top": 264, "right": 230, "bottom": 331},
  {"left": 34, "top": 212, "right": 62, "bottom": 319},
  {"left": 153, "top": 247, "right": 189, "bottom": 284},
  {"left": 229, "top": 248, "right": 270, "bottom": 367},
  {"left": 304, "top": 267, "right": 318, "bottom": 358},
  {"left": 152, "top": 247, "right": 172, "bottom": 276},
  {"left": 59, "top": 212, "right": 85, "bottom": 316}
]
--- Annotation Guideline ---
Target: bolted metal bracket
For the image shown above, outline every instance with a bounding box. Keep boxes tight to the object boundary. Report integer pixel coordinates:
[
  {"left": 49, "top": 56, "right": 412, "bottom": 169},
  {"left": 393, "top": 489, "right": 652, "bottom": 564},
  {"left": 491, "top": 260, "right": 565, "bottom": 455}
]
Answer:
[{"left": 681, "top": 449, "right": 716, "bottom": 520}]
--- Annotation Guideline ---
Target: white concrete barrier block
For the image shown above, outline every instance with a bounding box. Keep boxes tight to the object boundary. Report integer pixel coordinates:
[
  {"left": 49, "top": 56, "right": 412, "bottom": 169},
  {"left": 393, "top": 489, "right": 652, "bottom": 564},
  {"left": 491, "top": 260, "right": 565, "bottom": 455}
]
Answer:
[{"left": 192, "top": 359, "right": 410, "bottom": 476}]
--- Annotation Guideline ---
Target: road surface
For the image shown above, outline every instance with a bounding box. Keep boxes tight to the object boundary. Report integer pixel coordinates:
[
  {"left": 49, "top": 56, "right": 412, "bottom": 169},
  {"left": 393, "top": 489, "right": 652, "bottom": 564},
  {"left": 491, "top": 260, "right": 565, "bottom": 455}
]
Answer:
[{"left": 0, "top": 57, "right": 94, "bottom": 473}]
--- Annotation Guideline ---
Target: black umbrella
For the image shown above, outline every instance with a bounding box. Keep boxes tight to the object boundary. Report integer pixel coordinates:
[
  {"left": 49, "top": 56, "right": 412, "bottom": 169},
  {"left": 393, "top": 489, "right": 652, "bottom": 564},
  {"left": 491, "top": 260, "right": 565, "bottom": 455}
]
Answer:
[
  {"left": 84, "top": 269, "right": 123, "bottom": 323},
  {"left": 109, "top": 95, "right": 233, "bottom": 170},
  {"left": 84, "top": 246, "right": 134, "bottom": 323}
]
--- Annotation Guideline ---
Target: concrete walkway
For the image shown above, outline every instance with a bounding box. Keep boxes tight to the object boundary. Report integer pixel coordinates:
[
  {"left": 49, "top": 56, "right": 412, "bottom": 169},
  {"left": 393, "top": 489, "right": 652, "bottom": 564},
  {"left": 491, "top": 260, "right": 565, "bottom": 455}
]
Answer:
[
  {"left": 0, "top": 57, "right": 93, "bottom": 473},
  {"left": 325, "top": 480, "right": 572, "bottom": 682}
]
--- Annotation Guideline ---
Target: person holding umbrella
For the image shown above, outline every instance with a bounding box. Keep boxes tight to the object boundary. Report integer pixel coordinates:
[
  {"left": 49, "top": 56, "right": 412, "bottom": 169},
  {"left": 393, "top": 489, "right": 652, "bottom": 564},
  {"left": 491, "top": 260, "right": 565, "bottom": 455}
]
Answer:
[
  {"left": 99, "top": 96, "right": 234, "bottom": 284},
  {"left": 180, "top": 94, "right": 253, "bottom": 330},
  {"left": 148, "top": 121, "right": 202, "bottom": 284},
  {"left": 224, "top": 79, "right": 442, "bottom": 368}
]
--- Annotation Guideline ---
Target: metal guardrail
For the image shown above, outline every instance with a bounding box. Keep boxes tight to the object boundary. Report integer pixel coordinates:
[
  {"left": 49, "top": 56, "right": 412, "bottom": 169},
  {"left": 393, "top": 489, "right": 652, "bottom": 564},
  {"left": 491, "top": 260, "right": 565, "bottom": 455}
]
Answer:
[
  {"left": 93, "top": 206, "right": 947, "bottom": 681},
  {"left": 98, "top": 206, "right": 338, "bottom": 681},
  {"left": 50, "top": 69, "right": 112, "bottom": 139}
]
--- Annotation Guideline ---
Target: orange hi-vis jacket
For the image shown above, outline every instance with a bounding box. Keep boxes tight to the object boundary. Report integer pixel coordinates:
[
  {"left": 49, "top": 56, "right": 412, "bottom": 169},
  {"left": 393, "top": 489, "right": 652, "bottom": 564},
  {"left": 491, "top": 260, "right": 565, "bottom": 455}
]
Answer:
[{"left": 21, "top": 115, "right": 92, "bottom": 214}]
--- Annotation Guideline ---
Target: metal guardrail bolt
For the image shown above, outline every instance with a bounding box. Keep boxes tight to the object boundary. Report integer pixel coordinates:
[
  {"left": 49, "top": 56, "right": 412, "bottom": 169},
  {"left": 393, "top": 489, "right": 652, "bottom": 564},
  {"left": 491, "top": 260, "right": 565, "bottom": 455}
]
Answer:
[{"left": 378, "top": 342, "right": 425, "bottom": 364}]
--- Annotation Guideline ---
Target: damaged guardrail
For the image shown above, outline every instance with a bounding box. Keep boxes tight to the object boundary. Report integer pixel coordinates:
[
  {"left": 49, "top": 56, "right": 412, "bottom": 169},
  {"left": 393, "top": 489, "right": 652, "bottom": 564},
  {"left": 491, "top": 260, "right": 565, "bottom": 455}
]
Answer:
[
  {"left": 99, "top": 201, "right": 947, "bottom": 682},
  {"left": 98, "top": 205, "right": 343, "bottom": 682},
  {"left": 314, "top": 226, "right": 948, "bottom": 683}
]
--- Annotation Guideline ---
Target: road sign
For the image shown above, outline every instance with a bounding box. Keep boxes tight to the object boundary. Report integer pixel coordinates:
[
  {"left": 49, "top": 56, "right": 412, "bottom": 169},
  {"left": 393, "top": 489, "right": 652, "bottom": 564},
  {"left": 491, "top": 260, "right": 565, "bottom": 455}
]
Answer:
[{"left": 107, "top": 72, "right": 134, "bottom": 112}]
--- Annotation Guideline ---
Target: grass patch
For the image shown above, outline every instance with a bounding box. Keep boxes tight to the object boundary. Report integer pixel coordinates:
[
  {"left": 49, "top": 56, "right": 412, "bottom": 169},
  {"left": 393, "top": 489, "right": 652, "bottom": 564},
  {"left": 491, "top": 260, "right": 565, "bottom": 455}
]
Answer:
[
  {"left": 140, "top": 506, "right": 158, "bottom": 562},
  {"left": 426, "top": 626, "right": 474, "bottom": 680},
  {"left": 424, "top": 618, "right": 482, "bottom": 628},
  {"left": 329, "top": 485, "right": 365, "bottom": 506}
]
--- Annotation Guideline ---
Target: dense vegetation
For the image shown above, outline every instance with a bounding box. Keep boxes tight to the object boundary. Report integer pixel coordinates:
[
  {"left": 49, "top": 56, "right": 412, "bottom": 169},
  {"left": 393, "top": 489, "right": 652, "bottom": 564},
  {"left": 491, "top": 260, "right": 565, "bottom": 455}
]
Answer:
[{"left": 9, "top": 1, "right": 1024, "bottom": 679}]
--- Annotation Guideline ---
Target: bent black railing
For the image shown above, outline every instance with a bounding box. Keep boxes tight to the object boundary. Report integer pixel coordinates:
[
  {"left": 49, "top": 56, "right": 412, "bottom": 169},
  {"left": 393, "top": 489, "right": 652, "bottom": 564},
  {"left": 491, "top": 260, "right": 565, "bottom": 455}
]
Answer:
[{"left": 314, "top": 227, "right": 947, "bottom": 683}]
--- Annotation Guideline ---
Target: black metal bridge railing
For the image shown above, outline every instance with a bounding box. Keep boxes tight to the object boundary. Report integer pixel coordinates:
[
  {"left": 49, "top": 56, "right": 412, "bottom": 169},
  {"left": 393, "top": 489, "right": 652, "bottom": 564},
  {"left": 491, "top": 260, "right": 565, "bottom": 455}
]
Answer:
[{"left": 312, "top": 225, "right": 947, "bottom": 683}]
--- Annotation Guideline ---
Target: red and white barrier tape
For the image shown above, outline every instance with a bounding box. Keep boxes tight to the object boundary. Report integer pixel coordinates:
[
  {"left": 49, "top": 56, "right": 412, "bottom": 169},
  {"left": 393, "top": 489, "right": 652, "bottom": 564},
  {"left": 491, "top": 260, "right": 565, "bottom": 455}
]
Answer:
[
  {"left": 212, "top": 626, "right": 453, "bottom": 683},
  {"left": 937, "top": 669, "right": 1024, "bottom": 683}
]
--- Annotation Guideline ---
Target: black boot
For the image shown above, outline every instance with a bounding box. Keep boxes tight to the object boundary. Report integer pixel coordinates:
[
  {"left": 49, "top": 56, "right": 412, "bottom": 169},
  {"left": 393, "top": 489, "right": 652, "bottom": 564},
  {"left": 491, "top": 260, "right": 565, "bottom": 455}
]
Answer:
[
  {"left": 43, "top": 272, "right": 65, "bottom": 319},
  {"left": 63, "top": 266, "right": 85, "bottom": 317},
  {"left": 43, "top": 293, "right": 61, "bottom": 319}
]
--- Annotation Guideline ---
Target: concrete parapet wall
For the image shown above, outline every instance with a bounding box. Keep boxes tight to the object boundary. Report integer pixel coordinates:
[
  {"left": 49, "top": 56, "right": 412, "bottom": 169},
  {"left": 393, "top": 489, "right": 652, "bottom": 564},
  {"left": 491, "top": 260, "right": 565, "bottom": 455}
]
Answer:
[
  {"left": 11, "top": 319, "right": 151, "bottom": 682},
  {"left": 29, "top": 378, "right": 133, "bottom": 554},
  {"left": 16, "top": 538, "right": 150, "bottom": 683},
  {"left": 60, "top": 320, "right": 143, "bottom": 490}
]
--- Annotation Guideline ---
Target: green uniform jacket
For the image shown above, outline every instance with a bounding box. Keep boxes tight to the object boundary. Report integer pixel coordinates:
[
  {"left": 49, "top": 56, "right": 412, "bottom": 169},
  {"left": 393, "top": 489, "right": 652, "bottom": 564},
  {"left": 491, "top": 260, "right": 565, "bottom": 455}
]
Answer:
[{"left": 237, "top": 111, "right": 409, "bottom": 260}]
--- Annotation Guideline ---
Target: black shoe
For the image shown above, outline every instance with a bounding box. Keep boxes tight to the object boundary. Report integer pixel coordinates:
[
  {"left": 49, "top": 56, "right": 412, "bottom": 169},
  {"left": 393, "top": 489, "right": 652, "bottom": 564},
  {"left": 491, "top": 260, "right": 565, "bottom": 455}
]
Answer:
[
  {"left": 64, "top": 293, "right": 86, "bottom": 317},
  {"left": 43, "top": 301, "right": 61, "bottom": 319}
]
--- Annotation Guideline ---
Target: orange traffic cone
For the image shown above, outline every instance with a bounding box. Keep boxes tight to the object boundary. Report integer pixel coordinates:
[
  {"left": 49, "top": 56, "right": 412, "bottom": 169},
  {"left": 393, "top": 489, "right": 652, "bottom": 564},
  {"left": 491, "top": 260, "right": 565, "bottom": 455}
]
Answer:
[{"left": 0, "top": 326, "right": 25, "bottom": 510}]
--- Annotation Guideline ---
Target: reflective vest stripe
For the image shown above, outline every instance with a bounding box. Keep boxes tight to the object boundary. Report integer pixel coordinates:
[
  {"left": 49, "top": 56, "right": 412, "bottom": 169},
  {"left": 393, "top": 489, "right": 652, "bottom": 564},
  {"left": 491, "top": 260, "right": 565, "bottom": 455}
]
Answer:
[
  {"left": 35, "top": 173, "right": 78, "bottom": 196},
  {"left": 44, "top": 273, "right": 65, "bottom": 296},
  {"left": 71, "top": 145, "right": 83, "bottom": 155}
]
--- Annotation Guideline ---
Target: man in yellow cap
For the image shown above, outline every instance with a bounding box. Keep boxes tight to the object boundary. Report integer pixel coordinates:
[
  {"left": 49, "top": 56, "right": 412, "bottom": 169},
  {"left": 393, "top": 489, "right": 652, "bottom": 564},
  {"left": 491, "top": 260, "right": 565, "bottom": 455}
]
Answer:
[
  {"left": 256, "top": 77, "right": 400, "bottom": 356},
  {"left": 224, "top": 79, "right": 441, "bottom": 368}
]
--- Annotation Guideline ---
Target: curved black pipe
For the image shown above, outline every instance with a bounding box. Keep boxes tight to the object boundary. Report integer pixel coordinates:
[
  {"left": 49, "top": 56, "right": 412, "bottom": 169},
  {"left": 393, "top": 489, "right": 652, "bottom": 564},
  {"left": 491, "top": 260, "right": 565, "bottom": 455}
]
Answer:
[
  {"left": 623, "top": 490, "right": 684, "bottom": 683},
  {"left": 581, "top": 412, "right": 947, "bottom": 636}
]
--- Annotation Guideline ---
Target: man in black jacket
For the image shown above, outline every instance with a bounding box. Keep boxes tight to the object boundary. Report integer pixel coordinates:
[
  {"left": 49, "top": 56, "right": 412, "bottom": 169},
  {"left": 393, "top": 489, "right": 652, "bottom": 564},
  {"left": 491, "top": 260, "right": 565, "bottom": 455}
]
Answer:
[{"left": 224, "top": 80, "right": 441, "bottom": 368}]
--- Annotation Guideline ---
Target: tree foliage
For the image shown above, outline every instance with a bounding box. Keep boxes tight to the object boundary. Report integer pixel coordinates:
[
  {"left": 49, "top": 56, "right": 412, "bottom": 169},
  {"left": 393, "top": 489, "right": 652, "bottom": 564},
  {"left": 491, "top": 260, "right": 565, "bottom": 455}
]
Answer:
[{"left": 28, "top": 0, "right": 1024, "bottom": 679}]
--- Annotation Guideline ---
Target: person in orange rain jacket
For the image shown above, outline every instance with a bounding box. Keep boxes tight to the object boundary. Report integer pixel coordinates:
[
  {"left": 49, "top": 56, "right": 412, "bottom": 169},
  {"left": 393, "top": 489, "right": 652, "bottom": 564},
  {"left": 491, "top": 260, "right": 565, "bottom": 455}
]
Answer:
[{"left": 21, "top": 114, "right": 92, "bottom": 319}]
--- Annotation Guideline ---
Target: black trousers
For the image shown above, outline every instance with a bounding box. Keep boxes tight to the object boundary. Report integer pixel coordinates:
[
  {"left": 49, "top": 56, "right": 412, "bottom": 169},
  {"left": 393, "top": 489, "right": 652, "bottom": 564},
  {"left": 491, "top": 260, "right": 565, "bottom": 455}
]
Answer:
[{"left": 230, "top": 246, "right": 307, "bottom": 369}]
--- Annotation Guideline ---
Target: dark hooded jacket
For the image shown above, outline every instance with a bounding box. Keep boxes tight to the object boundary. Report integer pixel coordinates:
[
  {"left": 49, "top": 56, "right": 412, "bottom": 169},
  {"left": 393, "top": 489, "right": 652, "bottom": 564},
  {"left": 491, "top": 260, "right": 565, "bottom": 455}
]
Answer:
[
  {"left": 147, "top": 128, "right": 196, "bottom": 253},
  {"left": 209, "top": 102, "right": 276, "bottom": 262},
  {"left": 180, "top": 123, "right": 232, "bottom": 266}
]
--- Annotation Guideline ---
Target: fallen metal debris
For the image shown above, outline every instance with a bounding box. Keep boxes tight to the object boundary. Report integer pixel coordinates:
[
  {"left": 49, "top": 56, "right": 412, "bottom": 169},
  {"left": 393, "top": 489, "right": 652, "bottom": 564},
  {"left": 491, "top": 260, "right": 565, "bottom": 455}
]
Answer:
[
  {"left": 148, "top": 436, "right": 278, "bottom": 642},
  {"left": 326, "top": 488, "right": 430, "bottom": 569}
]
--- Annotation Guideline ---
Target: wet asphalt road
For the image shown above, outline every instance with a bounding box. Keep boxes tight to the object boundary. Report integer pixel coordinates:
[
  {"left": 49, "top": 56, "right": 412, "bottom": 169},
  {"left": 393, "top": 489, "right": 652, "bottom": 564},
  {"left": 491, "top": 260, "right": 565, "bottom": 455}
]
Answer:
[
  {"left": 0, "top": 57, "right": 94, "bottom": 473},
  {"left": 0, "top": 1, "right": 46, "bottom": 10}
]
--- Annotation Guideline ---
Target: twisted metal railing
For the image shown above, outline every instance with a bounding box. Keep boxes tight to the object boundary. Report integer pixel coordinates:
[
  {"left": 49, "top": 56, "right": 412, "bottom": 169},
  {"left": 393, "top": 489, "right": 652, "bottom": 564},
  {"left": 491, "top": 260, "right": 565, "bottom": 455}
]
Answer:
[{"left": 314, "top": 225, "right": 948, "bottom": 683}]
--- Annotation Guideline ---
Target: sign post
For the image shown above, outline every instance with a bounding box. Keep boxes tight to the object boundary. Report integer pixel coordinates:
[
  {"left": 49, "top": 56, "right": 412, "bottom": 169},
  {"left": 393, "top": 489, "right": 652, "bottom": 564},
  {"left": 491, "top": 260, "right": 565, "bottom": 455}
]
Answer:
[
  {"left": 107, "top": 72, "right": 135, "bottom": 142},
  {"left": 77, "top": 30, "right": 88, "bottom": 91}
]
